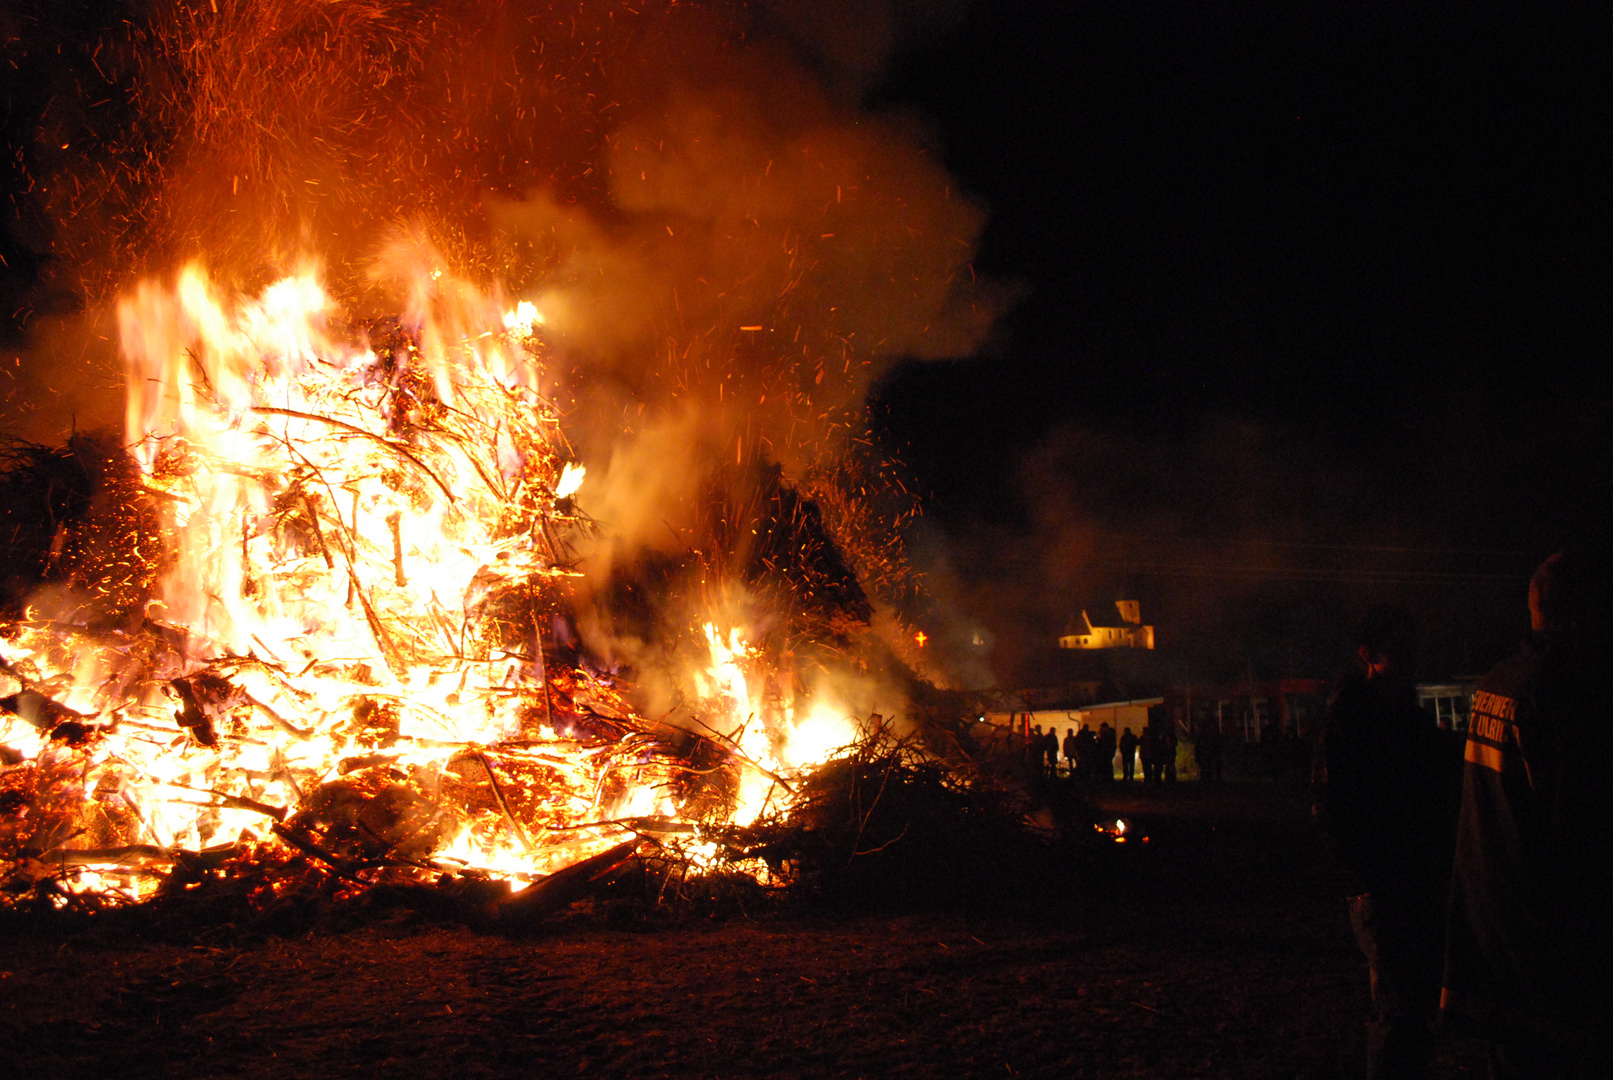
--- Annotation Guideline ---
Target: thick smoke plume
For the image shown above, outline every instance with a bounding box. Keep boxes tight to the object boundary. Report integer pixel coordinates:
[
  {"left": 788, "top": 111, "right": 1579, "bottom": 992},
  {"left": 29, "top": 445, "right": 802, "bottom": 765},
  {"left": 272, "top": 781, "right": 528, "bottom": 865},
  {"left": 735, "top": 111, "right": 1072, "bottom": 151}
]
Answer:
[{"left": 3, "top": 0, "right": 1002, "bottom": 701}]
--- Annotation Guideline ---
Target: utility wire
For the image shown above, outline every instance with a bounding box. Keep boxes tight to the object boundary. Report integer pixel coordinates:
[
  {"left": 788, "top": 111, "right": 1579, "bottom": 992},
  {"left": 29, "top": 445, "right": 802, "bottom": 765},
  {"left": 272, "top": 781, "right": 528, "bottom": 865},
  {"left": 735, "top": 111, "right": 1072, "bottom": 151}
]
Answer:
[{"left": 1080, "top": 561, "right": 1525, "bottom": 584}]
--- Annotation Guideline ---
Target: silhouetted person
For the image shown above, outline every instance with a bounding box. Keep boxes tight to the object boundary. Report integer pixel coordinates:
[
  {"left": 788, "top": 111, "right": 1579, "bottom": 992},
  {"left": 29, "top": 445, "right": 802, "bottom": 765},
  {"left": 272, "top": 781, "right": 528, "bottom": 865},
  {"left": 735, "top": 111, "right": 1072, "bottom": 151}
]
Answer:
[
  {"left": 1043, "top": 726, "right": 1060, "bottom": 779},
  {"left": 1062, "top": 727, "right": 1078, "bottom": 780},
  {"left": 1442, "top": 549, "right": 1613, "bottom": 1078},
  {"left": 1097, "top": 723, "right": 1117, "bottom": 783},
  {"left": 1024, "top": 724, "right": 1046, "bottom": 787},
  {"left": 1118, "top": 726, "right": 1139, "bottom": 781},
  {"left": 1313, "top": 605, "right": 1460, "bottom": 1080},
  {"left": 1074, "top": 723, "right": 1097, "bottom": 786}
]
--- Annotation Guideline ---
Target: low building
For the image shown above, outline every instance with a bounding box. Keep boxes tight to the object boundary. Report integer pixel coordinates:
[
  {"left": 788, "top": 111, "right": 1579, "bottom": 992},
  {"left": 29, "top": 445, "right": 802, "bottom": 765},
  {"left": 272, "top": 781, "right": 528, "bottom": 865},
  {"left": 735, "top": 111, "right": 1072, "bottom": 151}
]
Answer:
[
  {"left": 1415, "top": 679, "right": 1480, "bottom": 731},
  {"left": 984, "top": 697, "right": 1163, "bottom": 742},
  {"left": 1166, "top": 677, "right": 1476, "bottom": 738},
  {"left": 1164, "top": 678, "right": 1327, "bottom": 742}
]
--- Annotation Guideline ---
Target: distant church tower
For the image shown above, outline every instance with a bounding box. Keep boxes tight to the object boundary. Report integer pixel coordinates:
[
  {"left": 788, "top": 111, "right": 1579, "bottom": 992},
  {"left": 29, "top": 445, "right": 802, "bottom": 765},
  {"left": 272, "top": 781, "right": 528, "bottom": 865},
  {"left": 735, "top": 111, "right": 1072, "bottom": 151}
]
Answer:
[{"left": 1059, "top": 600, "right": 1155, "bottom": 650}]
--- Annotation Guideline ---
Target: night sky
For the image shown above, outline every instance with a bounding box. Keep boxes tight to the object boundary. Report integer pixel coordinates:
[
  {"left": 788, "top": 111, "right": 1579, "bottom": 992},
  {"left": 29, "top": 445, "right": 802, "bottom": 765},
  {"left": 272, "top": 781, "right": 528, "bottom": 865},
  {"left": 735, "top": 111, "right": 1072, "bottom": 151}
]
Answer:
[
  {"left": 3, "top": 3, "right": 1610, "bottom": 691},
  {"left": 869, "top": 4, "right": 1613, "bottom": 687}
]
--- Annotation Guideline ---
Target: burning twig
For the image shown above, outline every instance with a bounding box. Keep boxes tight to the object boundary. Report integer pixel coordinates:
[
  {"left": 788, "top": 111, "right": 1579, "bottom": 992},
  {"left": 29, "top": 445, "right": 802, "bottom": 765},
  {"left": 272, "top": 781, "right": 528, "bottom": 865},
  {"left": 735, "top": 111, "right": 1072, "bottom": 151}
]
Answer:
[
  {"left": 242, "top": 693, "right": 315, "bottom": 741},
  {"left": 300, "top": 492, "right": 337, "bottom": 569},
  {"left": 683, "top": 712, "right": 797, "bottom": 794},
  {"left": 159, "top": 781, "right": 288, "bottom": 822},
  {"left": 387, "top": 511, "right": 406, "bottom": 587},
  {"left": 251, "top": 406, "right": 457, "bottom": 504},
  {"left": 472, "top": 752, "right": 535, "bottom": 856}
]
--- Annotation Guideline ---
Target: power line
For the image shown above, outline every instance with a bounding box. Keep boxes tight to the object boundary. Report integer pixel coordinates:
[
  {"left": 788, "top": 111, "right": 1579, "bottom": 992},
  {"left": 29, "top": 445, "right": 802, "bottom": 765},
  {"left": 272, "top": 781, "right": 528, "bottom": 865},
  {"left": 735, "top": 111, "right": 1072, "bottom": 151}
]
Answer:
[
  {"left": 1082, "top": 561, "right": 1525, "bottom": 585},
  {"left": 1085, "top": 531, "right": 1535, "bottom": 559}
]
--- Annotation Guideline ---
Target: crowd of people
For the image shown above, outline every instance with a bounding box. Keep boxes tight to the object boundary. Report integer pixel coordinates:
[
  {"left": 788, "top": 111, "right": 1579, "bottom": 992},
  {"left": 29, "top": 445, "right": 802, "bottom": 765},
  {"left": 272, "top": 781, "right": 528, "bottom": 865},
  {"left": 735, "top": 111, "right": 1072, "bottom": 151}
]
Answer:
[{"left": 1022, "top": 715, "right": 1179, "bottom": 785}]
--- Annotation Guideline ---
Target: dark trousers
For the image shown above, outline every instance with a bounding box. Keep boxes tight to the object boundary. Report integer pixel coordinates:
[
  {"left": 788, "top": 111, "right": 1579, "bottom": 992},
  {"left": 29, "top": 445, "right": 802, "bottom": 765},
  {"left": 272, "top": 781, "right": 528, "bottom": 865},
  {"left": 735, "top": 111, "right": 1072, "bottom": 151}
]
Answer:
[{"left": 1349, "top": 891, "right": 1442, "bottom": 1080}]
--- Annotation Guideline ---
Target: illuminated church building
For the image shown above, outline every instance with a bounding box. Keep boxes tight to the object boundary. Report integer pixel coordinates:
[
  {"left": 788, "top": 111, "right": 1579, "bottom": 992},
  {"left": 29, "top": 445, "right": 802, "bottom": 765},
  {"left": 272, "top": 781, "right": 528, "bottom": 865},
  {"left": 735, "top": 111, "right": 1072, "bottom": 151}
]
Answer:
[{"left": 1059, "top": 600, "right": 1156, "bottom": 651}]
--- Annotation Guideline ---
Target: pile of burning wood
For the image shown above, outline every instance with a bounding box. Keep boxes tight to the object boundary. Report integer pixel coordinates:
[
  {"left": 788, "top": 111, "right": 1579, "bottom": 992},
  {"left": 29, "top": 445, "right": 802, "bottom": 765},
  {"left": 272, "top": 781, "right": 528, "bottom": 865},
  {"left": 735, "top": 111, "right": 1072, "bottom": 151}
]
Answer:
[{"left": 0, "top": 265, "right": 940, "bottom": 923}]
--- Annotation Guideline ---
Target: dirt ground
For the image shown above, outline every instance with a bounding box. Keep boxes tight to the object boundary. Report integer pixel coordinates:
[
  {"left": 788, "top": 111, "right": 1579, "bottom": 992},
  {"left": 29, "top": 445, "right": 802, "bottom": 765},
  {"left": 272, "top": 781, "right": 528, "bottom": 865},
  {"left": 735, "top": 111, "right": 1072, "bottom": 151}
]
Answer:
[{"left": 1, "top": 781, "right": 1490, "bottom": 1079}]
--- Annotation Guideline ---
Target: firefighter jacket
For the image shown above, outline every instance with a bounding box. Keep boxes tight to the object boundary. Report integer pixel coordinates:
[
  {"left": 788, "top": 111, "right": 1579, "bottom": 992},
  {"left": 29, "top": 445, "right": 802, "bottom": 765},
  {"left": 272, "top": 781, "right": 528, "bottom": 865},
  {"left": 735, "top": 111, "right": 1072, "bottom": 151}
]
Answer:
[{"left": 1442, "top": 632, "right": 1613, "bottom": 1027}]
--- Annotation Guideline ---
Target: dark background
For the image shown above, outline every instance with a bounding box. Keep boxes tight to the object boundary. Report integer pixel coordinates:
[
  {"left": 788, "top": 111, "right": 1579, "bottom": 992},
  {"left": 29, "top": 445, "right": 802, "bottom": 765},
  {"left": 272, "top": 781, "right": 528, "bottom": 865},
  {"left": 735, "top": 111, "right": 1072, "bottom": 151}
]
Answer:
[{"left": 870, "top": 3, "right": 1613, "bottom": 689}]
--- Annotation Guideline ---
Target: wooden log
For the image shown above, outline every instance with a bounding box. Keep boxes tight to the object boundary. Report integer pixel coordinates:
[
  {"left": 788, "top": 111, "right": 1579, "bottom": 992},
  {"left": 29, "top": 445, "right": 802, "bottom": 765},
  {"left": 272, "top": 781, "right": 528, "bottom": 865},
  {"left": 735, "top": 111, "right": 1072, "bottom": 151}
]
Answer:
[
  {"left": 0, "top": 688, "right": 89, "bottom": 731},
  {"left": 493, "top": 838, "right": 640, "bottom": 925},
  {"left": 37, "top": 842, "right": 239, "bottom": 871}
]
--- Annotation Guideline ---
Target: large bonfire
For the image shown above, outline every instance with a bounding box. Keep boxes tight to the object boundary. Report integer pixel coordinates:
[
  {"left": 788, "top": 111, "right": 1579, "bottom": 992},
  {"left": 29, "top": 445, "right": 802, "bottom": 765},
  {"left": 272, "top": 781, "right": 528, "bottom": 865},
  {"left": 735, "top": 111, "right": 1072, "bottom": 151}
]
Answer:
[
  {"left": 0, "top": 262, "right": 907, "bottom": 912},
  {"left": 0, "top": 0, "right": 1006, "bottom": 918}
]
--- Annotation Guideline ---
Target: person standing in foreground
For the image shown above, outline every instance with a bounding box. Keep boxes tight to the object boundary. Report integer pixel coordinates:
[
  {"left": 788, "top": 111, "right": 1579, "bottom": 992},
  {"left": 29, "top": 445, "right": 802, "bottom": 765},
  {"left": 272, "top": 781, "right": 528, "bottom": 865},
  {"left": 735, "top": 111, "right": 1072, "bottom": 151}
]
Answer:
[
  {"left": 1442, "top": 550, "right": 1613, "bottom": 1078},
  {"left": 1312, "top": 606, "right": 1460, "bottom": 1080}
]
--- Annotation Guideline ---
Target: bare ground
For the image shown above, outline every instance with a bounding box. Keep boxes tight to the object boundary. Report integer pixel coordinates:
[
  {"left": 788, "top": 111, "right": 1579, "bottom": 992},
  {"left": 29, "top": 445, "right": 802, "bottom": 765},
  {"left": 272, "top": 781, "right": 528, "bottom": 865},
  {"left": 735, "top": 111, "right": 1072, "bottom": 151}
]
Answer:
[{"left": 1, "top": 781, "right": 1489, "bottom": 1079}]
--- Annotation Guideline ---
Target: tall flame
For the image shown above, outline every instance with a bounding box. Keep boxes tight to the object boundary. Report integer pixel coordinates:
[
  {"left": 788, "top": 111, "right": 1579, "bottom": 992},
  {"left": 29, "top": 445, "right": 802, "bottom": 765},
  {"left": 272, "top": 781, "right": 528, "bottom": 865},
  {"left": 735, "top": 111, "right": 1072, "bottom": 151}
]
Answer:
[{"left": 0, "top": 263, "right": 871, "bottom": 904}]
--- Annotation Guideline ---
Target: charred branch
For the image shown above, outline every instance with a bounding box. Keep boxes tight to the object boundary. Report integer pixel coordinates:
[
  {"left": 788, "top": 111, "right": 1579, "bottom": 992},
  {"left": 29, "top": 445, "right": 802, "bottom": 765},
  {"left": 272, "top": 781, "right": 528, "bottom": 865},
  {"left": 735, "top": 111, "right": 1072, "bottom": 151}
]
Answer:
[{"left": 494, "top": 838, "right": 640, "bottom": 925}]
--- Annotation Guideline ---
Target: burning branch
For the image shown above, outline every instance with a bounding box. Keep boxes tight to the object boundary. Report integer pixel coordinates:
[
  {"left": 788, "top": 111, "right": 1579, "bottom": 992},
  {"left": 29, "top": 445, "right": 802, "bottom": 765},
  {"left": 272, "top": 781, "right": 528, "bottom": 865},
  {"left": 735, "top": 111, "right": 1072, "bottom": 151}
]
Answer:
[{"left": 251, "top": 405, "right": 458, "bottom": 504}]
